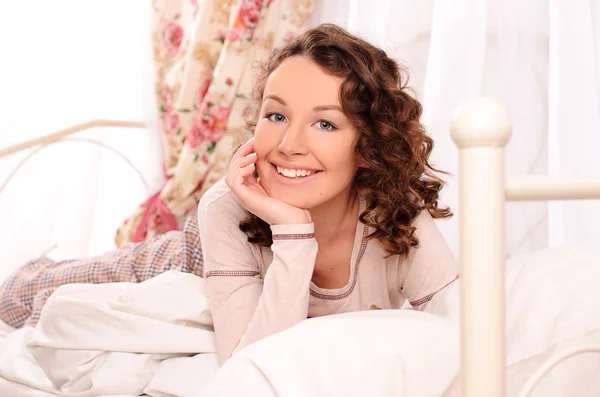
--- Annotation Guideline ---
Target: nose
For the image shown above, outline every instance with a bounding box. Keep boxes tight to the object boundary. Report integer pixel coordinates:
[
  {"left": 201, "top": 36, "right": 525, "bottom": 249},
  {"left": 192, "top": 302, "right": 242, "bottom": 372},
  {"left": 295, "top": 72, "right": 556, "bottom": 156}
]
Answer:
[{"left": 277, "top": 122, "right": 308, "bottom": 156}]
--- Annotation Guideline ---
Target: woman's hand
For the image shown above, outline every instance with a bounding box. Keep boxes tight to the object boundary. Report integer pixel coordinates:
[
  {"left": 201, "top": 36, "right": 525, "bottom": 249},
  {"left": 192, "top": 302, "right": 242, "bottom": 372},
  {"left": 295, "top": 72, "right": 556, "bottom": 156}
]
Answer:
[{"left": 226, "top": 138, "right": 311, "bottom": 225}]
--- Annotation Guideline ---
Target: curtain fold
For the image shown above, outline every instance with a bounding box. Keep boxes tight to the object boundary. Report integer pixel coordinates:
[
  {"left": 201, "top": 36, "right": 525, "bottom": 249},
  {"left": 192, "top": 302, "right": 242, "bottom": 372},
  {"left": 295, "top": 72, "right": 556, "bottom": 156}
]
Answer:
[
  {"left": 547, "top": 0, "right": 600, "bottom": 247},
  {"left": 116, "top": 0, "right": 316, "bottom": 246},
  {"left": 2, "top": 0, "right": 596, "bottom": 273},
  {"left": 307, "top": 0, "right": 599, "bottom": 257}
]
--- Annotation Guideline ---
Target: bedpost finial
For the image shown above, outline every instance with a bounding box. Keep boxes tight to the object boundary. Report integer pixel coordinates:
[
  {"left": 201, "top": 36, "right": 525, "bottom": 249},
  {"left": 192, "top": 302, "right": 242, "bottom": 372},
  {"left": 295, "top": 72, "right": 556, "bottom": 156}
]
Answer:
[{"left": 450, "top": 97, "right": 512, "bottom": 149}]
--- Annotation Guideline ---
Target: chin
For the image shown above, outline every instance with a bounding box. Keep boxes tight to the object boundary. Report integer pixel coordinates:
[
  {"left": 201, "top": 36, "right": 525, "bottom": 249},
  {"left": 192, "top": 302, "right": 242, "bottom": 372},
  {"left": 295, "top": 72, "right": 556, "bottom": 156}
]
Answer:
[{"left": 268, "top": 191, "right": 320, "bottom": 210}]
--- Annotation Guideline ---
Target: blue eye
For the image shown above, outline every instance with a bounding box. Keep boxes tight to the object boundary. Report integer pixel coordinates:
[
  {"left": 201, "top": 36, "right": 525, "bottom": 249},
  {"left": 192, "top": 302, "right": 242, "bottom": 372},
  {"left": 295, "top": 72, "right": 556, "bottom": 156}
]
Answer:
[
  {"left": 267, "top": 113, "right": 287, "bottom": 123},
  {"left": 316, "top": 120, "right": 336, "bottom": 131}
]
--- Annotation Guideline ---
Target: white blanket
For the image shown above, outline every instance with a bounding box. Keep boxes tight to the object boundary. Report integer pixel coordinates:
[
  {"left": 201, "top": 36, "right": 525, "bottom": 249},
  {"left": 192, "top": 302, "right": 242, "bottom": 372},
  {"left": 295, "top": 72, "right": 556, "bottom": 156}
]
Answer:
[
  {"left": 199, "top": 244, "right": 600, "bottom": 397},
  {"left": 0, "top": 271, "right": 219, "bottom": 397},
  {"left": 1, "top": 244, "right": 599, "bottom": 397},
  {"left": 0, "top": 270, "right": 460, "bottom": 397}
]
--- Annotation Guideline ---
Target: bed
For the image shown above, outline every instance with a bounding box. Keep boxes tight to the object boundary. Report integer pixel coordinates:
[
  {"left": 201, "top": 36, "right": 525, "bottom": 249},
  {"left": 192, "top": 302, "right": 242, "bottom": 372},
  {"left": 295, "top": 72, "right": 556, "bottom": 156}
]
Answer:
[
  {"left": 451, "top": 97, "right": 600, "bottom": 397},
  {"left": 0, "top": 98, "right": 599, "bottom": 396}
]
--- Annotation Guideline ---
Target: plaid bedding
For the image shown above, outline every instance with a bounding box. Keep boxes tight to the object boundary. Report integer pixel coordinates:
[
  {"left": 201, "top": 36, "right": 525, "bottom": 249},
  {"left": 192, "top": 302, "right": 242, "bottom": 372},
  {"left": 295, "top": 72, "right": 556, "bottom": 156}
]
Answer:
[{"left": 0, "top": 216, "right": 203, "bottom": 329}]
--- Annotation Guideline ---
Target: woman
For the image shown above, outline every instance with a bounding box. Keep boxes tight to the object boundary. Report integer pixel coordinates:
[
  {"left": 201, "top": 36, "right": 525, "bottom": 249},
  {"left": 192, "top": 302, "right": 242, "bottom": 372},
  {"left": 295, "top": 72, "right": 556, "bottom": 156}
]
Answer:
[{"left": 197, "top": 23, "right": 459, "bottom": 365}]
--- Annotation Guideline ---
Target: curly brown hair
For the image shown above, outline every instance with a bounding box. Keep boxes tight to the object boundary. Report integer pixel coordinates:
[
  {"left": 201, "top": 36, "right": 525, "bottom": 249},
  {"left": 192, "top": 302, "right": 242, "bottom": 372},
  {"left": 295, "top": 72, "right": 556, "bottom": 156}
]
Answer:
[{"left": 239, "top": 23, "right": 451, "bottom": 258}]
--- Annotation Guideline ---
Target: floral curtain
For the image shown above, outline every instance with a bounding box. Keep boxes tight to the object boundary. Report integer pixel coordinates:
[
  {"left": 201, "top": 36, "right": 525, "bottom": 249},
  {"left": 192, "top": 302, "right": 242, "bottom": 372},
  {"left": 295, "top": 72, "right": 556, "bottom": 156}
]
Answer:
[{"left": 116, "top": 0, "right": 315, "bottom": 246}]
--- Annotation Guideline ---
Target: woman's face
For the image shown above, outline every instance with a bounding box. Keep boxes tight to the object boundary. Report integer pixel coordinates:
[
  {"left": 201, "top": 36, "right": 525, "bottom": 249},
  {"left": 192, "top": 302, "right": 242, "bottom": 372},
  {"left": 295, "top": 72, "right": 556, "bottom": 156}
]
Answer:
[{"left": 254, "top": 56, "right": 359, "bottom": 209}]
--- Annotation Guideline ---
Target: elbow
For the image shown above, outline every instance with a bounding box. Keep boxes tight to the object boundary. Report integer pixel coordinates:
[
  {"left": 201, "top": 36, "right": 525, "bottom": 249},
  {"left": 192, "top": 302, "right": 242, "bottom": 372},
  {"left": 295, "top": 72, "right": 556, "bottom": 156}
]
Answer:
[
  {"left": 218, "top": 339, "right": 244, "bottom": 367},
  {"left": 409, "top": 294, "right": 434, "bottom": 311},
  {"left": 217, "top": 351, "right": 230, "bottom": 367}
]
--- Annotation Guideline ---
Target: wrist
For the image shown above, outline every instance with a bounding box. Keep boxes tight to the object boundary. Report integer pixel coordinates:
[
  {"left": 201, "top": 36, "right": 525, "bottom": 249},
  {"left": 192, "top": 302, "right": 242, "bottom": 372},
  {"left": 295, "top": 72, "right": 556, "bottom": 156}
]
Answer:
[
  {"left": 273, "top": 217, "right": 310, "bottom": 225},
  {"left": 268, "top": 212, "right": 310, "bottom": 225},
  {"left": 270, "top": 222, "right": 315, "bottom": 236}
]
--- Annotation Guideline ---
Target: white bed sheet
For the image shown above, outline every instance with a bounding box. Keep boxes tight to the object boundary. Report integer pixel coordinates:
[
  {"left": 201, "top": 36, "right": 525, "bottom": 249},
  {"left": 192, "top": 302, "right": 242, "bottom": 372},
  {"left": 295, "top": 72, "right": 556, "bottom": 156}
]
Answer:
[
  {"left": 197, "top": 244, "right": 600, "bottom": 397},
  {"left": 0, "top": 324, "right": 143, "bottom": 397},
  {"left": 0, "top": 271, "right": 219, "bottom": 397},
  {"left": 0, "top": 244, "right": 598, "bottom": 397}
]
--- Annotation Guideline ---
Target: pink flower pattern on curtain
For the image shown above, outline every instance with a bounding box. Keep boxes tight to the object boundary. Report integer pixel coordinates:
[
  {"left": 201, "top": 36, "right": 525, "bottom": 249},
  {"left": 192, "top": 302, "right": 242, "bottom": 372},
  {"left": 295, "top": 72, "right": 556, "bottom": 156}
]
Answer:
[{"left": 115, "top": 0, "right": 315, "bottom": 246}]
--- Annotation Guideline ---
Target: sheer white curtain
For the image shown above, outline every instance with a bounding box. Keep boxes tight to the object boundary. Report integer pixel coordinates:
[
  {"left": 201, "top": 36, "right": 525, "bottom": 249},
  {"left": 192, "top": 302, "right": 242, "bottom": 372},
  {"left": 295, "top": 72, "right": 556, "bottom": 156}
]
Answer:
[
  {"left": 547, "top": 0, "right": 600, "bottom": 247},
  {"left": 0, "top": 1, "right": 163, "bottom": 280},
  {"left": 308, "top": 0, "right": 600, "bottom": 258},
  {"left": 1, "top": 1, "right": 596, "bottom": 281}
]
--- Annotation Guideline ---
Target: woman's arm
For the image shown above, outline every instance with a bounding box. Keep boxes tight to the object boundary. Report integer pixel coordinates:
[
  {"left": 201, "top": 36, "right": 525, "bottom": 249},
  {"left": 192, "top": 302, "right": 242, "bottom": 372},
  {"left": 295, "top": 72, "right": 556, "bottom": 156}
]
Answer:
[
  {"left": 398, "top": 210, "right": 460, "bottom": 310},
  {"left": 198, "top": 190, "right": 317, "bottom": 364}
]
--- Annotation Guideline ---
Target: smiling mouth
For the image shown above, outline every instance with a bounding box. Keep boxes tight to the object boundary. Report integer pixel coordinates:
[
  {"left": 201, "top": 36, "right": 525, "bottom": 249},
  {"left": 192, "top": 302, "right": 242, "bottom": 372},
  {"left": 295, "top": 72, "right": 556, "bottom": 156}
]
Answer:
[{"left": 271, "top": 163, "right": 323, "bottom": 179}]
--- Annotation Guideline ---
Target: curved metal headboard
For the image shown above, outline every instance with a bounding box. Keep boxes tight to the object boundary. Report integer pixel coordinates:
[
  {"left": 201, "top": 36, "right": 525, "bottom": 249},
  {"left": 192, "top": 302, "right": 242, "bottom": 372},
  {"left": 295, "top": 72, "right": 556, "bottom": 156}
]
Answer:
[
  {"left": 0, "top": 120, "right": 145, "bottom": 158},
  {"left": 0, "top": 136, "right": 150, "bottom": 195},
  {"left": 0, "top": 120, "right": 148, "bottom": 193},
  {"left": 0, "top": 120, "right": 148, "bottom": 257}
]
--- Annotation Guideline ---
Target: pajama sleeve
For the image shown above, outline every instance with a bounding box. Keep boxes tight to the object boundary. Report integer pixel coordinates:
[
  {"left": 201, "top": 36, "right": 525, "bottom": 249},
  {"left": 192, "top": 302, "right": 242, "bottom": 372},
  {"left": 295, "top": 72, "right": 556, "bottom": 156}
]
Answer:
[
  {"left": 398, "top": 210, "right": 459, "bottom": 309},
  {"left": 198, "top": 189, "right": 318, "bottom": 364}
]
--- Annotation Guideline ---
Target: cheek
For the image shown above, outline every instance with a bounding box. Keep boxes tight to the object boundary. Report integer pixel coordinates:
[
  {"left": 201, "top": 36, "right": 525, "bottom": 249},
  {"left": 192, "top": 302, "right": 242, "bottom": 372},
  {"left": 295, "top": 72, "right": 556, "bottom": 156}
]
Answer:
[
  {"left": 253, "top": 141, "right": 269, "bottom": 159},
  {"left": 253, "top": 121, "right": 279, "bottom": 157},
  {"left": 321, "top": 142, "right": 357, "bottom": 174}
]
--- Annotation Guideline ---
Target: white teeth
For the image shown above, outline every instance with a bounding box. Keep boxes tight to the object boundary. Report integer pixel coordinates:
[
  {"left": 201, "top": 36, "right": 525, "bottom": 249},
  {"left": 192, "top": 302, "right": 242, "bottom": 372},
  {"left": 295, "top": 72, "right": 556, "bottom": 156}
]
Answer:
[{"left": 276, "top": 166, "right": 315, "bottom": 178}]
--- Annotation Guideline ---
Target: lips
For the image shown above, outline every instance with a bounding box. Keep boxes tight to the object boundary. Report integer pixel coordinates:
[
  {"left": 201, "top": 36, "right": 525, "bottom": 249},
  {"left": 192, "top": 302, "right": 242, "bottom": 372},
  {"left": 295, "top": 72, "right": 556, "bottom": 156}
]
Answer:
[
  {"left": 269, "top": 162, "right": 322, "bottom": 182},
  {"left": 276, "top": 166, "right": 314, "bottom": 178}
]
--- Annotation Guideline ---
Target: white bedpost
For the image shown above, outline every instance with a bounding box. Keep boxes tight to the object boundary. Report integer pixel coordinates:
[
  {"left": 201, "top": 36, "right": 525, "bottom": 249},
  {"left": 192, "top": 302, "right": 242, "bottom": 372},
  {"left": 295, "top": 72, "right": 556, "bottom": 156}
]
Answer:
[{"left": 450, "top": 98, "right": 512, "bottom": 397}]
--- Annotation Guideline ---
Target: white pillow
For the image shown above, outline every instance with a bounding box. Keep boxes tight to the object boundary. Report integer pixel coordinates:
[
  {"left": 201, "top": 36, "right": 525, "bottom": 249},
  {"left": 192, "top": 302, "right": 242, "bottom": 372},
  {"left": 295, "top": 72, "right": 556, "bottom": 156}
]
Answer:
[
  {"left": 200, "top": 310, "right": 459, "bottom": 397},
  {"left": 144, "top": 353, "right": 219, "bottom": 397},
  {"left": 436, "top": 244, "right": 600, "bottom": 396},
  {"left": 200, "top": 244, "right": 600, "bottom": 397}
]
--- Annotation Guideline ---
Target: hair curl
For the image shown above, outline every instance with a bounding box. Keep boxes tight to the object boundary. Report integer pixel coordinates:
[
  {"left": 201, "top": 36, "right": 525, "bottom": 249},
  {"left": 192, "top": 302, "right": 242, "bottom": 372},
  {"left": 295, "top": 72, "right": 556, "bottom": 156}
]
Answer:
[{"left": 239, "top": 23, "right": 451, "bottom": 258}]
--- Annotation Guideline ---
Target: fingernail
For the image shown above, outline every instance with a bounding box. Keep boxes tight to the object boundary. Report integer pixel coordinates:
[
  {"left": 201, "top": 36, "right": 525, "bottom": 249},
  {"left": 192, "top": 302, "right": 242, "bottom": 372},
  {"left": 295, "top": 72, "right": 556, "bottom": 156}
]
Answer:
[{"left": 245, "top": 152, "right": 257, "bottom": 157}]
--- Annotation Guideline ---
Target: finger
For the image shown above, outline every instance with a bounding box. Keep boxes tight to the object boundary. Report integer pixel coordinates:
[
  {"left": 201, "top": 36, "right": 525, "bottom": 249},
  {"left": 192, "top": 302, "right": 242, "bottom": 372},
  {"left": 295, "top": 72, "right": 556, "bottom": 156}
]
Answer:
[
  {"left": 229, "top": 137, "right": 255, "bottom": 166},
  {"left": 229, "top": 152, "right": 257, "bottom": 173},
  {"left": 253, "top": 178, "right": 267, "bottom": 195},
  {"left": 231, "top": 164, "right": 257, "bottom": 203},
  {"left": 226, "top": 148, "right": 256, "bottom": 186},
  {"left": 233, "top": 163, "right": 256, "bottom": 187},
  {"left": 226, "top": 153, "right": 256, "bottom": 187}
]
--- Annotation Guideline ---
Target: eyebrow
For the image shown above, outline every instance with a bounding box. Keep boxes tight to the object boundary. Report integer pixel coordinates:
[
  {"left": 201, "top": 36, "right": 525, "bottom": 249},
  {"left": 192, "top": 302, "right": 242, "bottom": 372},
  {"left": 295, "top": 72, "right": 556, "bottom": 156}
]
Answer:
[{"left": 263, "top": 94, "right": 343, "bottom": 113}]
